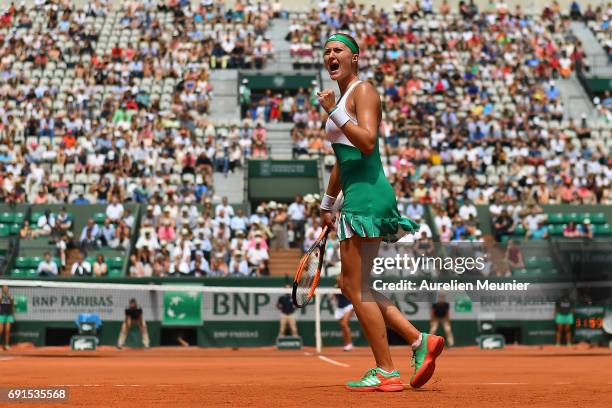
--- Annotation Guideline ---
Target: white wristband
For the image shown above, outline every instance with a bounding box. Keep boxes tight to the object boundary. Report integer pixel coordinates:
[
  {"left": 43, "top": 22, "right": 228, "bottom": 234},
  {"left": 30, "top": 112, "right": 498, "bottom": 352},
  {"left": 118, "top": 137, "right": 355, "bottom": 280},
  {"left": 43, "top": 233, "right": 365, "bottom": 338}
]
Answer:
[
  {"left": 320, "top": 193, "right": 336, "bottom": 211},
  {"left": 329, "top": 107, "right": 351, "bottom": 128}
]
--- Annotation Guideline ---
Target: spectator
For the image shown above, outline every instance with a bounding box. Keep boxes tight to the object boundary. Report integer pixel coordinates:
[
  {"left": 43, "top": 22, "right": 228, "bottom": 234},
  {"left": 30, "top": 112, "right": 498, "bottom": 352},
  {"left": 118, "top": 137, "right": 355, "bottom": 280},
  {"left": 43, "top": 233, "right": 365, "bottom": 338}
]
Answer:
[
  {"left": 563, "top": 221, "right": 581, "bottom": 238},
  {"left": 190, "top": 252, "right": 210, "bottom": 277},
  {"left": 215, "top": 196, "right": 235, "bottom": 219},
  {"left": 158, "top": 219, "right": 176, "bottom": 242},
  {"left": 56, "top": 207, "right": 72, "bottom": 232},
  {"left": 579, "top": 218, "right": 594, "bottom": 239},
  {"left": 37, "top": 252, "right": 59, "bottom": 277},
  {"left": 106, "top": 195, "right": 125, "bottom": 222},
  {"left": 56, "top": 235, "right": 68, "bottom": 270},
  {"left": 80, "top": 228, "right": 99, "bottom": 251},
  {"left": 71, "top": 253, "right": 92, "bottom": 276},
  {"left": 19, "top": 221, "right": 34, "bottom": 240},
  {"left": 569, "top": 1, "right": 581, "bottom": 20},
  {"left": 93, "top": 255, "right": 108, "bottom": 277},
  {"left": 210, "top": 253, "right": 229, "bottom": 277},
  {"left": 270, "top": 203, "right": 289, "bottom": 249},
  {"left": 36, "top": 209, "right": 55, "bottom": 237},
  {"left": 493, "top": 209, "right": 514, "bottom": 241},
  {"left": 80, "top": 218, "right": 100, "bottom": 245},
  {"left": 230, "top": 208, "right": 249, "bottom": 235},
  {"left": 458, "top": 200, "right": 477, "bottom": 221},
  {"left": 136, "top": 230, "right": 159, "bottom": 258},
  {"left": 99, "top": 218, "right": 116, "bottom": 247},
  {"left": 526, "top": 220, "right": 549, "bottom": 240},
  {"left": 239, "top": 79, "right": 251, "bottom": 118},
  {"left": 228, "top": 251, "right": 250, "bottom": 276},
  {"left": 247, "top": 239, "right": 269, "bottom": 276},
  {"left": 129, "top": 254, "right": 149, "bottom": 278},
  {"left": 405, "top": 198, "right": 424, "bottom": 220},
  {"left": 504, "top": 240, "right": 525, "bottom": 270}
]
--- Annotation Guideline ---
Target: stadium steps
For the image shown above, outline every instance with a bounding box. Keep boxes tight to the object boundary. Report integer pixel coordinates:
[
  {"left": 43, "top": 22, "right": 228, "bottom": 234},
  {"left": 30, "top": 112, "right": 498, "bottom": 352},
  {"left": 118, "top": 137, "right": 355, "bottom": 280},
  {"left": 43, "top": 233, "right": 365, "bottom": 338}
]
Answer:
[
  {"left": 263, "top": 18, "right": 292, "bottom": 72},
  {"left": 212, "top": 170, "right": 245, "bottom": 204},
  {"left": 557, "top": 76, "right": 593, "bottom": 121},
  {"left": 570, "top": 21, "right": 612, "bottom": 76},
  {"left": 268, "top": 248, "right": 302, "bottom": 277},
  {"left": 267, "top": 123, "right": 293, "bottom": 159},
  {"left": 208, "top": 70, "right": 240, "bottom": 123}
]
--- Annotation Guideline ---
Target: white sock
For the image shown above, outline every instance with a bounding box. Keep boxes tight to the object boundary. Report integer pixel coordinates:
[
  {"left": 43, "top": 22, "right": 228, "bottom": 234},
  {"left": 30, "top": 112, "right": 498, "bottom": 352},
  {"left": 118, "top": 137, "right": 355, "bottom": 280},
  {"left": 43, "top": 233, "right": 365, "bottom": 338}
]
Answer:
[
  {"left": 378, "top": 367, "right": 394, "bottom": 375},
  {"left": 411, "top": 332, "right": 423, "bottom": 350}
]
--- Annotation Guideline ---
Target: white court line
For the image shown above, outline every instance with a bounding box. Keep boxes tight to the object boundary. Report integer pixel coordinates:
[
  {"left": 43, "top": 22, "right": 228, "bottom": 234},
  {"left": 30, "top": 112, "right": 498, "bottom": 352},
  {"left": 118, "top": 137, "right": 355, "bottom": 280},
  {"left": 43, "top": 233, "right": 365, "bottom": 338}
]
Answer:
[
  {"left": 54, "top": 384, "right": 170, "bottom": 388},
  {"left": 0, "top": 357, "right": 15, "bottom": 362},
  {"left": 54, "top": 384, "right": 265, "bottom": 388},
  {"left": 318, "top": 355, "right": 350, "bottom": 368},
  {"left": 448, "top": 382, "right": 528, "bottom": 385},
  {"left": 484, "top": 382, "right": 528, "bottom": 385}
]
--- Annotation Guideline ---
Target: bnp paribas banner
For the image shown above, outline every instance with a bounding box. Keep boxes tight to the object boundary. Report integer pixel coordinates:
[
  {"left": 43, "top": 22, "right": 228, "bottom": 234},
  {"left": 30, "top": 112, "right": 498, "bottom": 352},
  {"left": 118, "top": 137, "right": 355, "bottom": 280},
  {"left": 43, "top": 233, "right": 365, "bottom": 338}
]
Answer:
[
  {"left": 8, "top": 286, "right": 556, "bottom": 322},
  {"left": 8, "top": 287, "right": 161, "bottom": 322},
  {"left": 203, "top": 291, "right": 556, "bottom": 322}
]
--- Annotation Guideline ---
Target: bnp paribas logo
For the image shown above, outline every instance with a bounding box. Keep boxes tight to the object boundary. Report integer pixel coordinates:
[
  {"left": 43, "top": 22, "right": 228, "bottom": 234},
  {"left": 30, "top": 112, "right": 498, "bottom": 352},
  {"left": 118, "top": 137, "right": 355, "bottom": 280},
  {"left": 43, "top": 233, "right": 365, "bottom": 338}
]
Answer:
[
  {"left": 14, "top": 295, "right": 27, "bottom": 313},
  {"left": 163, "top": 291, "right": 202, "bottom": 326},
  {"left": 273, "top": 75, "right": 285, "bottom": 88}
]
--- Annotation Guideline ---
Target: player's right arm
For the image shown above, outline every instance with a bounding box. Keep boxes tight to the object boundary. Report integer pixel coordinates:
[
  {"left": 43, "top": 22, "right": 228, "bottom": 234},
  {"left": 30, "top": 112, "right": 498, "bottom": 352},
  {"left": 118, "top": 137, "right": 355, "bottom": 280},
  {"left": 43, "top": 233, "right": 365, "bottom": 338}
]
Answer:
[{"left": 320, "top": 161, "right": 341, "bottom": 230}]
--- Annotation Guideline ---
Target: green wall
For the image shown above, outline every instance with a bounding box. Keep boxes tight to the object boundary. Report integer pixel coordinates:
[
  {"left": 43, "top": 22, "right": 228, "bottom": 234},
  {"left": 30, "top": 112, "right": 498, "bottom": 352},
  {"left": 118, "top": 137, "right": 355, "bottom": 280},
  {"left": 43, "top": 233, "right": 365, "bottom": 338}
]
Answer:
[{"left": 10, "top": 319, "right": 560, "bottom": 348}]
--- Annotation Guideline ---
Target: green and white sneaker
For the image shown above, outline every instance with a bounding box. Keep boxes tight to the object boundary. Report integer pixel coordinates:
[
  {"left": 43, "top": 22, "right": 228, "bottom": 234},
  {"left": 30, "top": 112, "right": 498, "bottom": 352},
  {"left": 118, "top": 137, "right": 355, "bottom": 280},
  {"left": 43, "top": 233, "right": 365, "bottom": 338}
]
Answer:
[
  {"left": 410, "top": 333, "right": 444, "bottom": 388},
  {"left": 345, "top": 367, "right": 403, "bottom": 392}
]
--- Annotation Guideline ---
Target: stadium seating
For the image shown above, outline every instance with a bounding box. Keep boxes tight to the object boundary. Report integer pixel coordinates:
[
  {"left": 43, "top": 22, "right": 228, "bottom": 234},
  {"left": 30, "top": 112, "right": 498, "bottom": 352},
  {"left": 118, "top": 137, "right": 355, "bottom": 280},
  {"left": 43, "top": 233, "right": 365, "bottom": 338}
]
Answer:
[{"left": 0, "top": 1, "right": 610, "bottom": 282}]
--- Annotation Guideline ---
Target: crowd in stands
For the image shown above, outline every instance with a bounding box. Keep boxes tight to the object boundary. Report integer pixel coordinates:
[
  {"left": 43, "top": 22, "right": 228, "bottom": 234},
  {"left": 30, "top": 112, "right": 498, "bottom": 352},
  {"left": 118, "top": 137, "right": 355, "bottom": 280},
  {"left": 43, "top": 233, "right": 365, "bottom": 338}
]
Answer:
[
  {"left": 580, "top": 1, "right": 612, "bottom": 63},
  {"left": 129, "top": 195, "right": 274, "bottom": 277},
  {"left": 2, "top": 0, "right": 611, "bottom": 280},
  {"left": 238, "top": 78, "right": 329, "bottom": 158},
  {"left": 0, "top": 0, "right": 284, "bottom": 277},
  {"left": 290, "top": 0, "right": 611, "bottom": 244},
  {"left": 0, "top": 0, "right": 282, "bottom": 211}
]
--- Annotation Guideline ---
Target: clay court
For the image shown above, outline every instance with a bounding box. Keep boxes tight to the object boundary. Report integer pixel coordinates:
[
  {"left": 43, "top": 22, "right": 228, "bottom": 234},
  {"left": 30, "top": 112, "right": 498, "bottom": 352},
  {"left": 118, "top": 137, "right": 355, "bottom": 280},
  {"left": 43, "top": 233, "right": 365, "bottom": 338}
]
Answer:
[{"left": 1, "top": 345, "right": 610, "bottom": 407}]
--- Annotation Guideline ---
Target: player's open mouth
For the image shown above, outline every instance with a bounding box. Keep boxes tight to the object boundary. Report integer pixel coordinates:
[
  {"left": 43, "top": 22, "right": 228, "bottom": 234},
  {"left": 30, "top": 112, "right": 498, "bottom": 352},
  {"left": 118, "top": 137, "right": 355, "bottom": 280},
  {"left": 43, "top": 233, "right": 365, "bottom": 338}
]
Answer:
[{"left": 329, "top": 61, "right": 340, "bottom": 74}]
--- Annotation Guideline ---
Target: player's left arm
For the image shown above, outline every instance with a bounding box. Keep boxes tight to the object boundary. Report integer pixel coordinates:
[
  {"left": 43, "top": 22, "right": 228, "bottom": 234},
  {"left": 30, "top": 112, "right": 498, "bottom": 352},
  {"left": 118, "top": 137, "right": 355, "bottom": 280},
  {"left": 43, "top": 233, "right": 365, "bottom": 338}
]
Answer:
[{"left": 340, "top": 82, "right": 381, "bottom": 155}]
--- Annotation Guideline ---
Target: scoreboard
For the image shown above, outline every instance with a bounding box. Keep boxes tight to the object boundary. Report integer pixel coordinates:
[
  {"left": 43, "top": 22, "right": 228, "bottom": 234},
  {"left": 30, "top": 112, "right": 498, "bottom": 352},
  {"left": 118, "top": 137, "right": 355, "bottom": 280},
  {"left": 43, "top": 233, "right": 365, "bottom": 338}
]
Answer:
[{"left": 573, "top": 305, "right": 605, "bottom": 342}]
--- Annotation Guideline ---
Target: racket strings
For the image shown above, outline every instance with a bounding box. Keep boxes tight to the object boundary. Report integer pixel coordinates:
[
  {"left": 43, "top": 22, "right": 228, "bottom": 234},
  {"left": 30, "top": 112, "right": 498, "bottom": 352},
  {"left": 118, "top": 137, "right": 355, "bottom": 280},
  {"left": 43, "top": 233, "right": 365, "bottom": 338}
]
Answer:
[{"left": 295, "top": 248, "right": 321, "bottom": 306}]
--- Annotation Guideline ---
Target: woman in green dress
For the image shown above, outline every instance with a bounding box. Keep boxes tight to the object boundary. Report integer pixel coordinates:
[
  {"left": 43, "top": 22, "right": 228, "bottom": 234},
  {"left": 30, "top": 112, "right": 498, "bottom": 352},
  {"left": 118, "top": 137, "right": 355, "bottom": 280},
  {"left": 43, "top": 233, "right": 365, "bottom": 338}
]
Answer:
[
  {"left": 0, "top": 285, "right": 15, "bottom": 350},
  {"left": 317, "top": 33, "right": 444, "bottom": 392}
]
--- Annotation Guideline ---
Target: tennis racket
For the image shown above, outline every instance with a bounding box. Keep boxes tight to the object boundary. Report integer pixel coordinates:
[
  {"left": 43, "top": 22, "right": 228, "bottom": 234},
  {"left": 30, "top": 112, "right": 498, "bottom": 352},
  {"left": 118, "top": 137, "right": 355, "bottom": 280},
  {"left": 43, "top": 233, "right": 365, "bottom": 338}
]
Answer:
[{"left": 292, "top": 225, "right": 329, "bottom": 308}]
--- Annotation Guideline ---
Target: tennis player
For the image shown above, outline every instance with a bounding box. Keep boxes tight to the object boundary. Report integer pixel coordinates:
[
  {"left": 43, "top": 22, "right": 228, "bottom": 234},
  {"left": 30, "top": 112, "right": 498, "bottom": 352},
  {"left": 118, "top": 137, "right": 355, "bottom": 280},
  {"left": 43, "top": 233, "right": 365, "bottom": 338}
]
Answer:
[
  {"left": 318, "top": 33, "right": 444, "bottom": 392},
  {"left": 333, "top": 277, "right": 355, "bottom": 351},
  {"left": 0, "top": 285, "right": 15, "bottom": 350}
]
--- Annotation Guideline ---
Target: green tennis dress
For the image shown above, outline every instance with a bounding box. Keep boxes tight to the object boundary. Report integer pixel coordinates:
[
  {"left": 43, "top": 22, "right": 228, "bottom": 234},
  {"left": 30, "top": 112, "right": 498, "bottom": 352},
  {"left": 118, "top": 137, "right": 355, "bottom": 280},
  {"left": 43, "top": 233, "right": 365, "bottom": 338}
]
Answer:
[{"left": 325, "top": 80, "right": 419, "bottom": 242}]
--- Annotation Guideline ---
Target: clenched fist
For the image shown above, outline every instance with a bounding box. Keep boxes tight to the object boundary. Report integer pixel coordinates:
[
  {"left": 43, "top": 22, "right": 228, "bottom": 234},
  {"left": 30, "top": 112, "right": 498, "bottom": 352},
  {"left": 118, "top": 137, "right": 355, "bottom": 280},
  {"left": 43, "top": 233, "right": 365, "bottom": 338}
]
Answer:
[{"left": 317, "top": 89, "right": 337, "bottom": 113}]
